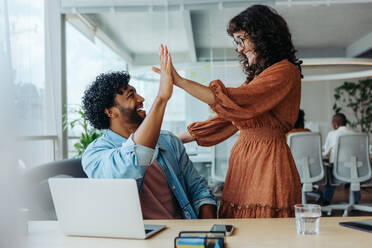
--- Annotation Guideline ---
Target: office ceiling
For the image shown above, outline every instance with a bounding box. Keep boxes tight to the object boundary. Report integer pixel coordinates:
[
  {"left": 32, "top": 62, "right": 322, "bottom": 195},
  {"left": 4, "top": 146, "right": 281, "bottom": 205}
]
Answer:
[{"left": 61, "top": 0, "right": 372, "bottom": 66}]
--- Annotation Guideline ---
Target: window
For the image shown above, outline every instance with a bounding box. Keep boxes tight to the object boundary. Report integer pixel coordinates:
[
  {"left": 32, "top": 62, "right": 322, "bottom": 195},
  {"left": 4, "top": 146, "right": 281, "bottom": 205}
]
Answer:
[
  {"left": 8, "top": 0, "right": 45, "bottom": 135},
  {"left": 4, "top": 0, "right": 55, "bottom": 167},
  {"left": 66, "top": 21, "right": 127, "bottom": 157}
]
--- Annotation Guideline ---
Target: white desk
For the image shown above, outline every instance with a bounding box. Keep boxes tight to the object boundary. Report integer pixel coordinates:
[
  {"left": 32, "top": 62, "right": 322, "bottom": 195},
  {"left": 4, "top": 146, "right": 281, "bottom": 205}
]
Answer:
[{"left": 26, "top": 217, "right": 372, "bottom": 248}]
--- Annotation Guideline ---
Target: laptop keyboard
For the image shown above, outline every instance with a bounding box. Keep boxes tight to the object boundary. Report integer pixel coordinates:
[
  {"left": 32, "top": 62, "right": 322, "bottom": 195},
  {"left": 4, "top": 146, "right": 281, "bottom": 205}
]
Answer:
[{"left": 145, "top": 229, "right": 153, "bottom": 234}]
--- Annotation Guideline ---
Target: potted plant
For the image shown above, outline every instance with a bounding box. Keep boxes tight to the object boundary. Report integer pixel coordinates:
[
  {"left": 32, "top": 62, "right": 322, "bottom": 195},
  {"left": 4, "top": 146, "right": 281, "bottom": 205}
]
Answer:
[
  {"left": 333, "top": 78, "right": 372, "bottom": 133},
  {"left": 63, "top": 105, "right": 103, "bottom": 157}
]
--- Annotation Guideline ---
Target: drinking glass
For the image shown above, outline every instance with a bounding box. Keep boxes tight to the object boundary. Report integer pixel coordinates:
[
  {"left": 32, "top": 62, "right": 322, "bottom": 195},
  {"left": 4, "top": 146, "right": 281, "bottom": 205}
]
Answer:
[{"left": 295, "top": 204, "right": 321, "bottom": 235}]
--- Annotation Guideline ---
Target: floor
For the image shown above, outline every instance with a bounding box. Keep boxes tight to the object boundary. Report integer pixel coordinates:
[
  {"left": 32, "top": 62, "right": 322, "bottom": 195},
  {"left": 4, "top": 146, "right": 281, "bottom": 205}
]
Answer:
[{"left": 308, "top": 185, "right": 372, "bottom": 217}]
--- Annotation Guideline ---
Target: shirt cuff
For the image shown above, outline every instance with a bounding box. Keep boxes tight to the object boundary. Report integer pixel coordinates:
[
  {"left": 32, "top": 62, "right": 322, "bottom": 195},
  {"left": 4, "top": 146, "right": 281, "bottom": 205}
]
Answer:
[
  {"left": 193, "top": 197, "right": 218, "bottom": 216},
  {"left": 122, "top": 134, "right": 158, "bottom": 166}
]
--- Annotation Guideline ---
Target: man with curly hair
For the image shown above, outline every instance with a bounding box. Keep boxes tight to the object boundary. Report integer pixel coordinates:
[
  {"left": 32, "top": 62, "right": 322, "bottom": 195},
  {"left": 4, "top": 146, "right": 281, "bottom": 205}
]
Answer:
[{"left": 81, "top": 46, "right": 216, "bottom": 219}]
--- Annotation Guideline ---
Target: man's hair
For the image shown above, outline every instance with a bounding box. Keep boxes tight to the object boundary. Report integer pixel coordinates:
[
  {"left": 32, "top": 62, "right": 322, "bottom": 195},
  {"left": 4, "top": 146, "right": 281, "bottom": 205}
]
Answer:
[
  {"left": 294, "top": 109, "right": 305, "bottom": 129},
  {"left": 332, "top": 113, "right": 347, "bottom": 126},
  {"left": 227, "top": 5, "right": 302, "bottom": 82},
  {"left": 82, "top": 71, "right": 130, "bottom": 130}
]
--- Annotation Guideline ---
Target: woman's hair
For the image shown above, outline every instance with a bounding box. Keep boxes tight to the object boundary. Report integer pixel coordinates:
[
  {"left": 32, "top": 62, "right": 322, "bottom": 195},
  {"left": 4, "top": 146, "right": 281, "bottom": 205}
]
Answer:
[
  {"left": 294, "top": 109, "right": 305, "bottom": 129},
  {"left": 227, "top": 5, "right": 303, "bottom": 82}
]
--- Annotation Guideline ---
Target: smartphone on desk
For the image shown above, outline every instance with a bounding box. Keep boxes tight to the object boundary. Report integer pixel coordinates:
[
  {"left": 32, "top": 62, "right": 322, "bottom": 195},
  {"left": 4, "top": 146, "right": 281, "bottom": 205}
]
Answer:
[{"left": 210, "top": 224, "right": 234, "bottom": 236}]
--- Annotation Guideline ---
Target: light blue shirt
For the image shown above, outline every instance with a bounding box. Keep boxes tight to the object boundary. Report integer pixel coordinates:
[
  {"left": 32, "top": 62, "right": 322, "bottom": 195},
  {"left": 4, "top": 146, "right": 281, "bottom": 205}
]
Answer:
[{"left": 82, "top": 129, "right": 217, "bottom": 219}]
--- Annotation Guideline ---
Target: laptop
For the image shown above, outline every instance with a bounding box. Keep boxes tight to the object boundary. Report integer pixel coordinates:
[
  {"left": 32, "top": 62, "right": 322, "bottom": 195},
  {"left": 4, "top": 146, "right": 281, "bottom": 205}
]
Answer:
[
  {"left": 339, "top": 220, "right": 372, "bottom": 233},
  {"left": 48, "top": 178, "right": 166, "bottom": 239}
]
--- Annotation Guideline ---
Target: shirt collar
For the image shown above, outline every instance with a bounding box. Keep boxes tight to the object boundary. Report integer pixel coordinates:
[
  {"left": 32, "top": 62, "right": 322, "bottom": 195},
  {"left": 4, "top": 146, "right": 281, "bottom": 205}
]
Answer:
[
  {"left": 105, "top": 129, "right": 166, "bottom": 151},
  {"left": 106, "top": 129, "right": 126, "bottom": 145}
]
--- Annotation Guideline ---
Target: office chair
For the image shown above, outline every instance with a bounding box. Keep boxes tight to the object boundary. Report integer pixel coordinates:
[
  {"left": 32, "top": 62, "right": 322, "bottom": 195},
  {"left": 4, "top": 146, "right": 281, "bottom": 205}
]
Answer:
[
  {"left": 287, "top": 132, "right": 325, "bottom": 204},
  {"left": 322, "top": 133, "right": 372, "bottom": 217},
  {"left": 23, "top": 158, "right": 87, "bottom": 220}
]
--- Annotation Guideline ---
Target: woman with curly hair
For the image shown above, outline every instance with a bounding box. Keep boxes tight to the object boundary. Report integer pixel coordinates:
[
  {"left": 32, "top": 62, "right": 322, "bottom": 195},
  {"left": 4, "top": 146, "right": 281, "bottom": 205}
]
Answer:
[{"left": 154, "top": 5, "right": 302, "bottom": 218}]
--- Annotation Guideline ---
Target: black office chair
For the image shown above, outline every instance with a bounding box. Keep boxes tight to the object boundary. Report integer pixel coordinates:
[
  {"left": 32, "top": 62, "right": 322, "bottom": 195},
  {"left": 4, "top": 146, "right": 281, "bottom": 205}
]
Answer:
[{"left": 23, "top": 158, "right": 87, "bottom": 220}]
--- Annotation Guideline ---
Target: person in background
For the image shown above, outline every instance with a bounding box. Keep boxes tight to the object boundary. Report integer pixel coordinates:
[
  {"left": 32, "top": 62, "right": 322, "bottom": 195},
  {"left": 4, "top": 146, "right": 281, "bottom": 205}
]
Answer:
[
  {"left": 81, "top": 46, "right": 217, "bottom": 219},
  {"left": 323, "top": 113, "right": 356, "bottom": 162},
  {"left": 285, "top": 109, "right": 311, "bottom": 139},
  {"left": 153, "top": 5, "right": 302, "bottom": 218},
  {"left": 317, "top": 113, "right": 360, "bottom": 205}
]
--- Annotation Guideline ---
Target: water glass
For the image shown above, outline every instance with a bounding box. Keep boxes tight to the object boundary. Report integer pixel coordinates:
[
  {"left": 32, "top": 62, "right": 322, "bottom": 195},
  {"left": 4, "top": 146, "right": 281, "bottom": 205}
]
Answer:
[{"left": 295, "top": 204, "right": 321, "bottom": 235}]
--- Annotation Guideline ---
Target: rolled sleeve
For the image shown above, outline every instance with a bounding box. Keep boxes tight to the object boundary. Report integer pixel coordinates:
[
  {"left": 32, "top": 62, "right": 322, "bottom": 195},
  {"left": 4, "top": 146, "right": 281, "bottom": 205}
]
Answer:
[
  {"left": 82, "top": 132, "right": 159, "bottom": 180},
  {"left": 193, "top": 196, "right": 218, "bottom": 216},
  {"left": 121, "top": 134, "right": 158, "bottom": 166}
]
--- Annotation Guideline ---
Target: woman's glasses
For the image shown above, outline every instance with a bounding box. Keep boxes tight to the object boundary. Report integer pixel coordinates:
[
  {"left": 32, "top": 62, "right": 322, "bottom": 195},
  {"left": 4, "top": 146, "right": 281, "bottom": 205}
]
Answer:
[
  {"left": 233, "top": 36, "right": 255, "bottom": 53},
  {"left": 233, "top": 37, "right": 245, "bottom": 49}
]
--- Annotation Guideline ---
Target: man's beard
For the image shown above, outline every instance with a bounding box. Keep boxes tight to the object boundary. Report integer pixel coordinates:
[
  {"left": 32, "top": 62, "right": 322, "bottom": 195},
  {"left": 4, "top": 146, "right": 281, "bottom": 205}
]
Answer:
[{"left": 118, "top": 106, "right": 144, "bottom": 125}]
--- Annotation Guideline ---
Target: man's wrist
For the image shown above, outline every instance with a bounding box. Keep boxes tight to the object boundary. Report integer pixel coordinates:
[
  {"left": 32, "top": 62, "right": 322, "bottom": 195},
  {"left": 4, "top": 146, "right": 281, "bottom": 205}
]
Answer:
[
  {"left": 155, "top": 95, "right": 170, "bottom": 103},
  {"left": 199, "top": 204, "right": 217, "bottom": 219}
]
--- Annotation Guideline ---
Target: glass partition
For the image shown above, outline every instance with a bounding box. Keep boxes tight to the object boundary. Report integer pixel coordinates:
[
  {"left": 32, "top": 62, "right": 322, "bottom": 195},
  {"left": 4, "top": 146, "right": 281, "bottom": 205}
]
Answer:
[
  {"left": 65, "top": 21, "right": 127, "bottom": 157},
  {"left": 3, "top": 0, "right": 56, "bottom": 167}
]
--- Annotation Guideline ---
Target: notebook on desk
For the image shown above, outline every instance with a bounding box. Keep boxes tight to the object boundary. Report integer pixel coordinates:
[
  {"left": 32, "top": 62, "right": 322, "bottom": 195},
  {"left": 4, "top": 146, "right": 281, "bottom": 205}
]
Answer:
[
  {"left": 48, "top": 178, "right": 166, "bottom": 239},
  {"left": 339, "top": 220, "right": 372, "bottom": 233}
]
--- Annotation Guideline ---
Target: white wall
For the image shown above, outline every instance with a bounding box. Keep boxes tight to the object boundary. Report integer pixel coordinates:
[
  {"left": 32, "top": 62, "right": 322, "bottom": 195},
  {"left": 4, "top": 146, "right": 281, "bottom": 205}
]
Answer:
[
  {"left": 301, "top": 80, "right": 335, "bottom": 143},
  {"left": 301, "top": 65, "right": 369, "bottom": 143}
]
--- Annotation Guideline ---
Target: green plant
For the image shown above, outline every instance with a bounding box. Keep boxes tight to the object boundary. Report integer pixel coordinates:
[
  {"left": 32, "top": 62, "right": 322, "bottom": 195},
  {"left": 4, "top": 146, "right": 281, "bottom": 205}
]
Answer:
[
  {"left": 63, "top": 105, "right": 103, "bottom": 157},
  {"left": 333, "top": 78, "right": 372, "bottom": 133}
]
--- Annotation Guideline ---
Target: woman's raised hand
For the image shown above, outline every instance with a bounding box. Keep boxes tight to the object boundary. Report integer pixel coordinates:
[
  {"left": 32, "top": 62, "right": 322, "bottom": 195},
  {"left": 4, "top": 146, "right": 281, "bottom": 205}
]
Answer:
[{"left": 157, "top": 44, "right": 173, "bottom": 101}]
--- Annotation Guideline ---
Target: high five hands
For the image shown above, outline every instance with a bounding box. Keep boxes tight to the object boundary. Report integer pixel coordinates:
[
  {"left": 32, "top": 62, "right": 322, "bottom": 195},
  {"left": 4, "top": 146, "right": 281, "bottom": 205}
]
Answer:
[
  {"left": 157, "top": 44, "right": 173, "bottom": 101},
  {"left": 152, "top": 45, "right": 182, "bottom": 87}
]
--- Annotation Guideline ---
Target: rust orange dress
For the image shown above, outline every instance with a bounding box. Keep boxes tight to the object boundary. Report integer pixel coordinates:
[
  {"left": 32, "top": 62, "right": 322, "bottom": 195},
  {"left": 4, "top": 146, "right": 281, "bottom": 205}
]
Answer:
[{"left": 188, "top": 60, "right": 302, "bottom": 218}]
